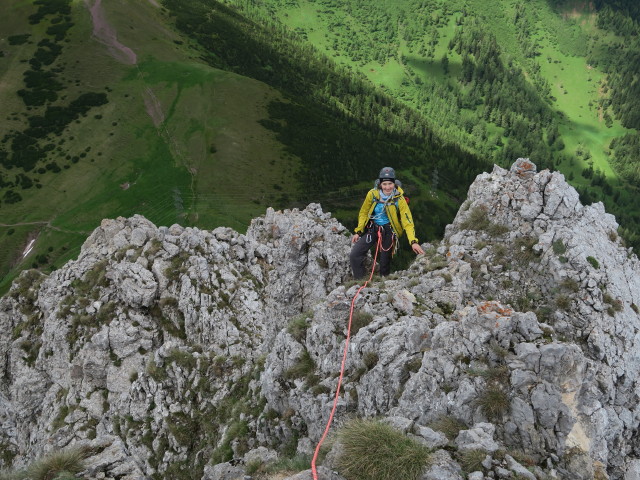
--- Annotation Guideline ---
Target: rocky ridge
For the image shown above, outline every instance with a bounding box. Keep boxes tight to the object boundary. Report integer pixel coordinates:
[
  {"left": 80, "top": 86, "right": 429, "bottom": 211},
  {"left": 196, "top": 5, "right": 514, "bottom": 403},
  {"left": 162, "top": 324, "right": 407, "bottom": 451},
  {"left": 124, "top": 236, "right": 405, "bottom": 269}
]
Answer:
[{"left": 1, "top": 159, "right": 640, "bottom": 480}]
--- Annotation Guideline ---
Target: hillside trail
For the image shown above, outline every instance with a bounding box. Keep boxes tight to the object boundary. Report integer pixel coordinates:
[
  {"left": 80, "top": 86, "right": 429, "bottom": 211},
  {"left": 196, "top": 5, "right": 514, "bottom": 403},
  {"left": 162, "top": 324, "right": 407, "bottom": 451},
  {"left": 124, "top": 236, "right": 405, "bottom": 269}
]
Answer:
[
  {"left": 85, "top": 0, "right": 137, "bottom": 65},
  {"left": 0, "top": 221, "right": 90, "bottom": 263}
]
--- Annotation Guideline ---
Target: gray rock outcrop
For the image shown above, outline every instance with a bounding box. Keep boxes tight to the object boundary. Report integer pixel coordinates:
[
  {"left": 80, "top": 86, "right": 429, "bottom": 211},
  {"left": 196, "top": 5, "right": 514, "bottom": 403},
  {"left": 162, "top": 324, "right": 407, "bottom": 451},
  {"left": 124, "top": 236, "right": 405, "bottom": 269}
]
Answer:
[{"left": 1, "top": 160, "right": 640, "bottom": 480}]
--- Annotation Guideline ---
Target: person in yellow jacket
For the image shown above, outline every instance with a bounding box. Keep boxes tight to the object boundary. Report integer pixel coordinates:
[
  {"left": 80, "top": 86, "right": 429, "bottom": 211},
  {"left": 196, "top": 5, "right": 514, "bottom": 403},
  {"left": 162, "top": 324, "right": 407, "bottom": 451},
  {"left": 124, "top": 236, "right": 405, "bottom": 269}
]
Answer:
[{"left": 350, "top": 167, "right": 425, "bottom": 279}]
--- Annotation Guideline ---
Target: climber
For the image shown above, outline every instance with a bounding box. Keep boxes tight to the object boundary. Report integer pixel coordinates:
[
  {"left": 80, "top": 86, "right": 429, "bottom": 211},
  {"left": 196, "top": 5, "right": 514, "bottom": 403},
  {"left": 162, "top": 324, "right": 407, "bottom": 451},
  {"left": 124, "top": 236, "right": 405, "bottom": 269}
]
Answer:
[{"left": 350, "top": 167, "right": 424, "bottom": 279}]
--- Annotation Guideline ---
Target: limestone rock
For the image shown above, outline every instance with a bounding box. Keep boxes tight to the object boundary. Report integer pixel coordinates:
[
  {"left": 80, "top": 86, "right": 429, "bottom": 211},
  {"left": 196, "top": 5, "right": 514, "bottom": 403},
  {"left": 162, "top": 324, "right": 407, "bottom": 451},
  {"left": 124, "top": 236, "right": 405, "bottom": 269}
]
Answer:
[{"left": 2, "top": 163, "right": 640, "bottom": 480}]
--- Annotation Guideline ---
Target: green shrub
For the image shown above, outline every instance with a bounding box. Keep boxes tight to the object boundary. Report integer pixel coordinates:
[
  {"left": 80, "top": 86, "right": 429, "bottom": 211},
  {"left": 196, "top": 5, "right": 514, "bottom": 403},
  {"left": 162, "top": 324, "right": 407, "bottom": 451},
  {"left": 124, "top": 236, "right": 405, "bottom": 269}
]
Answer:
[
  {"left": 602, "top": 293, "right": 623, "bottom": 312},
  {"left": 460, "top": 206, "right": 490, "bottom": 231},
  {"left": 8, "top": 34, "right": 30, "bottom": 45},
  {"left": 166, "top": 348, "right": 197, "bottom": 370},
  {"left": 492, "top": 244, "right": 508, "bottom": 261},
  {"left": 554, "top": 294, "right": 571, "bottom": 310},
  {"left": 336, "top": 419, "right": 431, "bottom": 480},
  {"left": 362, "top": 350, "right": 379, "bottom": 370},
  {"left": 468, "top": 365, "right": 509, "bottom": 384},
  {"left": 552, "top": 239, "right": 567, "bottom": 254},
  {"left": 586, "top": 256, "right": 599, "bottom": 269},
  {"left": 283, "top": 349, "right": 315, "bottom": 381},
  {"left": 260, "top": 455, "right": 311, "bottom": 478},
  {"left": 459, "top": 206, "right": 507, "bottom": 236},
  {"left": 514, "top": 236, "right": 539, "bottom": 263},
  {"left": 560, "top": 278, "right": 579, "bottom": 292},
  {"left": 486, "top": 222, "right": 509, "bottom": 236}
]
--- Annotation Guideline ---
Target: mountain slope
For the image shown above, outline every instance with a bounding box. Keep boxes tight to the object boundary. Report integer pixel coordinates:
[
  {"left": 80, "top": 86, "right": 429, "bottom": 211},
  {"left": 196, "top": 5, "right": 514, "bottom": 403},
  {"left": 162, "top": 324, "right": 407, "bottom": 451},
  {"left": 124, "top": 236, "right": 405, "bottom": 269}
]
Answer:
[
  {"left": 4, "top": 0, "right": 640, "bottom": 296},
  {"left": 225, "top": 0, "right": 640, "bottom": 246},
  {"left": 0, "top": 0, "right": 490, "bottom": 294},
  {"left": 0, "top": 0, "right": 301, "bottom": 293}
]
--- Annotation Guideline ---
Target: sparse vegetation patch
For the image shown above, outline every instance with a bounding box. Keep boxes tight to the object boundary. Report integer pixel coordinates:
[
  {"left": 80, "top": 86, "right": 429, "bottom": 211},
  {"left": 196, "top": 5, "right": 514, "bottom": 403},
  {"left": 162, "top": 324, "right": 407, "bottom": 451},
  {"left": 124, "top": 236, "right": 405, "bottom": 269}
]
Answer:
[{"left": 335, "top": 419, "right": 431, "bottom": 480}]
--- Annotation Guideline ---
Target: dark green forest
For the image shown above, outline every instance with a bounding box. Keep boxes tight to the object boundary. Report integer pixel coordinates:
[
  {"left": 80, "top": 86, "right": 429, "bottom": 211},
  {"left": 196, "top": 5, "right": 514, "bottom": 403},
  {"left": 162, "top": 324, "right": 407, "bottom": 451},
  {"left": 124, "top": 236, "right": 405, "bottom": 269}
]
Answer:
[
  {"left": 0, "top": 0, "right": 107, "bottom": 205},
  {"left": 214, "top": 0, "right": 640, "bottom": 249},
  {"left": 162, "top": 0, "right": 492, "bottom": 241}
]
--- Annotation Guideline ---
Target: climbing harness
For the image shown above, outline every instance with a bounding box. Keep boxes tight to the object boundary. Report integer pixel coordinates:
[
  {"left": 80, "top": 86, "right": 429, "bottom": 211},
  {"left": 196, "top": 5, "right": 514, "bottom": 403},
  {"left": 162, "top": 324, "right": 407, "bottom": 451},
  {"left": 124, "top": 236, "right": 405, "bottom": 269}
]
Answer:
[
  {"left": 311, "top": 228, "right": 384, "bottom": 480},
  {"left": 366, "top": 222, "right": 396, "bottom": 254}
]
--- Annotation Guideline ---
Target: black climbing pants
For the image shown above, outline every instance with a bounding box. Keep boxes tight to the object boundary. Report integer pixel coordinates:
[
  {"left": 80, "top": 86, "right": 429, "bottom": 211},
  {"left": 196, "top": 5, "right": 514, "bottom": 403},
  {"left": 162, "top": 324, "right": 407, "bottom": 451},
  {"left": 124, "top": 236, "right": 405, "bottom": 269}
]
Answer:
[{"left": 350, "top": 224, "right": 395, "bottom": 279}]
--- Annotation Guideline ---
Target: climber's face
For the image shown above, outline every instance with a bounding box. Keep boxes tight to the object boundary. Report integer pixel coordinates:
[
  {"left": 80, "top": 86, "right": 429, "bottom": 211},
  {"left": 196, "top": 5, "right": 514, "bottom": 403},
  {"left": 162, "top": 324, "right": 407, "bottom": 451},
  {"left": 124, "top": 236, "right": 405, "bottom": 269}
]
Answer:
[{"left": 380, "top": 180, "right": 395, "bottom": 195}]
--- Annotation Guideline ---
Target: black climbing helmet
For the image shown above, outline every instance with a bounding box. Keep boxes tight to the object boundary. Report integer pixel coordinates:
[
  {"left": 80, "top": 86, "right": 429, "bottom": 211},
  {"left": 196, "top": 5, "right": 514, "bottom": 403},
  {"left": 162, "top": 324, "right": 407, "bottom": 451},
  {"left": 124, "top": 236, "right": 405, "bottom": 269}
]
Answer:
[
  {"left": 374, "top": 167, "right": 401, "bottom": 189},
  {"left": 378, "top": 167, "right": 395, "bottom": 182}
]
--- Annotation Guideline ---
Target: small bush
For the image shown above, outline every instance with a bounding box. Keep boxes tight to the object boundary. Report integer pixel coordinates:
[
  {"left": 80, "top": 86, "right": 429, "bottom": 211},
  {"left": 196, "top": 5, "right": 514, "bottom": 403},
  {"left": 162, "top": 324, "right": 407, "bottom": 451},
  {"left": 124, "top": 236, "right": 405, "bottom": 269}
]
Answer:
[
  {"left": 586, "top": 256, "right": 599, "bottom": 269},
  {"left": 468, "top": 365, "right": 509, "bottom": 384},
  {"left": 492, "top": 244, "right": 508, "bottom": 261},
  {"left": 261, "top": 455, "right": 310, "bottom": 476},
  {"left": 552, "top": 239, "right": 567, "bottom": 254},
  {"left": 440, "top": 272, "right": 453, "bottom": 283},
  {"left": 486, "top": 222, "right": 509, "bottom": 236},
  {"left": 166, "top": 348, "right": 197, "bottom": 370},
  {"left": 460, "top": 206, "right": 490, "bottom": 231},
  {"left": 560, "top": 278, "right": 579, "bottom": 292},
  {"left": 283, "top": 350, "right": 315, "bottom": 381},
  {"left": 555, "top": 294, "right": 571, "bottom": 310},
  {"left": 514, "top": 236, "right": 539, "bottom": 263},
  {"left": 362, "top": 350, "right": 379, "bottom": 370},
  {"left": 336, "top": 419, "right": 431, "bottom": 480},
  {"left": 602, "top": 292, "right": 623, "bottom": 311}
]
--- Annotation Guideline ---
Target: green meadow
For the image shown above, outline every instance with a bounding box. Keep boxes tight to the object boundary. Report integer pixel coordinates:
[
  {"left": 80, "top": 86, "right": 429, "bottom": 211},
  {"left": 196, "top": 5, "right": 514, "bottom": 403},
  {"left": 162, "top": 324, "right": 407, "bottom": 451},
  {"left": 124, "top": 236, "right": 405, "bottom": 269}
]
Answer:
[
  {"left": 2, "top": 0, "right": 640, "bottom": 292},
  {"left": 259, "top": 0, "right": 640, "bottom": 228},
  {"left": 0, "top": 0, "right": 298, "bottom": 292}
]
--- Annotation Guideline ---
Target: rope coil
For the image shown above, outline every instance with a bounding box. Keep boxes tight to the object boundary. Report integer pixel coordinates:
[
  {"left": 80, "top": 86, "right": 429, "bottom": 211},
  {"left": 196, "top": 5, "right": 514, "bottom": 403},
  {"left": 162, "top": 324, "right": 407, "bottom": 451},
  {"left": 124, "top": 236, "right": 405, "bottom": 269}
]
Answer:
[{"left": 311, "top": 230, "right": 383, "bottom": 479}]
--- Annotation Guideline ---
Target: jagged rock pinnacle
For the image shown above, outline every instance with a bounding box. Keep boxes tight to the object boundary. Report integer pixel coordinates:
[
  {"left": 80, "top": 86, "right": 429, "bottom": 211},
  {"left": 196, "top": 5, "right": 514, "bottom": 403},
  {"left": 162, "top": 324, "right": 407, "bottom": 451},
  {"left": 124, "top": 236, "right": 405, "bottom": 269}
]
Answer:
[{"left": 1, "top": 161, "right": 639, "bottom": 480}]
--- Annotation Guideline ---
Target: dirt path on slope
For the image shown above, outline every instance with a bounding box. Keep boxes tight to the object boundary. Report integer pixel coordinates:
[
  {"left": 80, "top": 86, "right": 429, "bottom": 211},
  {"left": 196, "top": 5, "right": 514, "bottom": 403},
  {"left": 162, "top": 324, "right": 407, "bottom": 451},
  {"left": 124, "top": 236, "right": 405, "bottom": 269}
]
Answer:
[
  {"left": 83, "top": 0, "right": 194, "bottom": 197},
  {"left": 85, "top": 0, "right": 137, "bottom": 65}
]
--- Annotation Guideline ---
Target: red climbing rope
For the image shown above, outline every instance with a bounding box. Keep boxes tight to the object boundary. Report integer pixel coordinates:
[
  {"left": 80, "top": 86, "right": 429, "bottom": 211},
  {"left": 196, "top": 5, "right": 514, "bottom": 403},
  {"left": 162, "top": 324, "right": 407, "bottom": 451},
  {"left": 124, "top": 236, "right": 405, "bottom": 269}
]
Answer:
[{"left": 311, "top": 229, "right": 383, "bottom": 480}]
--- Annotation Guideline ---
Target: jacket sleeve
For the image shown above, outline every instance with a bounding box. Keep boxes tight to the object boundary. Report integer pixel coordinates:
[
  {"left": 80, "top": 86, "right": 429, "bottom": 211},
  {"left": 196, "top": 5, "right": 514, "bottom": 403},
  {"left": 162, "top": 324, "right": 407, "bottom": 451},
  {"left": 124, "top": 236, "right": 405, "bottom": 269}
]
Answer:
[
  {"left": 398, "top": 197, "right": 419, "bottom": 245},
  {"left": 355, "top": 190, "right": 375, "bottom": 234}
]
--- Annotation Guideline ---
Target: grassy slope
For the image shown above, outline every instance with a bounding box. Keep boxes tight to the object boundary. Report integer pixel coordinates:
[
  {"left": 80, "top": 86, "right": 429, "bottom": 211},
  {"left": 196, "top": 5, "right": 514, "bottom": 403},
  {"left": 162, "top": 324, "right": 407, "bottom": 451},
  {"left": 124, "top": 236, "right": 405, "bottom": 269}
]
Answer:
[
  {"left": 0, "top": 0, "right": 298, "bottom": 293},
  {"left": 2, "top": 0, "right": 638, "bottom": 292},
  {"left": 266, "top": 0, "right": 632, "bottom": 181}
]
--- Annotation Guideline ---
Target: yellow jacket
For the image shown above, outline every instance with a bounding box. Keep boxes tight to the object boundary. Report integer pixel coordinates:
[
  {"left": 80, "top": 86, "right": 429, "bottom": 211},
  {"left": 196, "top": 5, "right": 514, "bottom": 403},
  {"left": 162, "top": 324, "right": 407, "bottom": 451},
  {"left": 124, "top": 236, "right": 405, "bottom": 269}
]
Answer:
[{"left": 354, "top": 187, "right": 418, "bottom": 245}]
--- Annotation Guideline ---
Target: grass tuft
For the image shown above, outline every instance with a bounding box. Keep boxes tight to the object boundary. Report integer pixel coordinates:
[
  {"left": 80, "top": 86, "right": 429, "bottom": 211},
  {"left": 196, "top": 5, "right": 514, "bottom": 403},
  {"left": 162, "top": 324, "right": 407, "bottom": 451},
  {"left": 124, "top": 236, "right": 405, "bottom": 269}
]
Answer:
[
  {"left": 458, "top": 448, "right": 487, "bottom": 474},
  {"left": 351, "top": 311, "right": 374, "bottom": 335},
  {"left": 586, "top": 256, "right": 600, "bottom": 269},
  {"left": 287, "top": 312, "right": 311, "bottom": 342},
  {"left": 428, "top": 415, "right": 467, "bottom": 440},
  {"left": 335, "top": 419, "right": 431, "bottom": 480},
  {"left": 2, "top": 446, "right": 92, "bottom": 480},
  {"left": 283, "top": 350, "right": 315, "bottom": 382},
  {"left": 477, "top": 385, "right": 510, "bottom": 421}
]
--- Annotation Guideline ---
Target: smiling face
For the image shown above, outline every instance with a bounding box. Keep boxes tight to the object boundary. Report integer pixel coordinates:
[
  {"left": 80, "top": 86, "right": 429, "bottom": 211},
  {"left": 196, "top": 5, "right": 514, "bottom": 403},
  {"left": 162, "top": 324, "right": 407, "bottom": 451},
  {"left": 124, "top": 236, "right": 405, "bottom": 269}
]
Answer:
[{"left": 380, "top": 180, "right": 395, "bottom": 195}]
